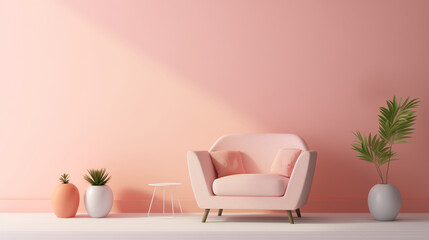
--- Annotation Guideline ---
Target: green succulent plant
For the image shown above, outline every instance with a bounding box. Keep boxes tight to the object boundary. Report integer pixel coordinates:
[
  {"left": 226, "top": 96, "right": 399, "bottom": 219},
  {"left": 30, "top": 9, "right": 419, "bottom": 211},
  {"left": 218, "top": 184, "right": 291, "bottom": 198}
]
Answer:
[
  {"left": 83, "top": 168, "right": 111, "bottom": 186},
  {"left": 59, "top": 173, "right": 70, "bottom": 184},
  {"left": 352, "top": 96, "right": 419, "bottom": 184}
]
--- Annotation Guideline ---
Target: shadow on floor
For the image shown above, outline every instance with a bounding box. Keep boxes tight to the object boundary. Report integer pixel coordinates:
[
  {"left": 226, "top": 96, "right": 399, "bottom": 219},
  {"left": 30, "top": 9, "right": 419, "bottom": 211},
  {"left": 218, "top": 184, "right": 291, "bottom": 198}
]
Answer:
[{"left": 208, "top": 214, "right": 373, "bottom": 224}]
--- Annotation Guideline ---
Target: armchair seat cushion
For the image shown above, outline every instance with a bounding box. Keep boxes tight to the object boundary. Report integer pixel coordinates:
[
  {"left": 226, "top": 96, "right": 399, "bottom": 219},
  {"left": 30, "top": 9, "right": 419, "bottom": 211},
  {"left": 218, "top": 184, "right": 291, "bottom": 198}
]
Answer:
[{"left": 212, "top": 174, "right": 289, "bottom": 197}]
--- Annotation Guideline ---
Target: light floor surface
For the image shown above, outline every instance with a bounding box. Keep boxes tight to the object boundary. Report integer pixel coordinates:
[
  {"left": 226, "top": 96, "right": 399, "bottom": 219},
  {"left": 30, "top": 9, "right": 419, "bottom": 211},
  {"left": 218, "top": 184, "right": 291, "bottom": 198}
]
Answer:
[{"left": 1, "top": 213, "right": 428, "bottom": 240}]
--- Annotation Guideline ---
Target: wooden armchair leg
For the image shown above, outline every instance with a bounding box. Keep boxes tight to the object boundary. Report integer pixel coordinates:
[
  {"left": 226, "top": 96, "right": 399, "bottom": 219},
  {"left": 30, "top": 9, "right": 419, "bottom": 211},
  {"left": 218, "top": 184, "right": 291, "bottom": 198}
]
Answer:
[
  {"left": 296, "top": 208, "right": 301, "bottom": 218},
  {"left": 218, "top": 209, "right": 223, "bottom": 216},
  {"left": 202, "top": 209, "right": 210, "bottom": 223},
  {"left": 287, "top": 210, "right": 294, "bottom": 224}
]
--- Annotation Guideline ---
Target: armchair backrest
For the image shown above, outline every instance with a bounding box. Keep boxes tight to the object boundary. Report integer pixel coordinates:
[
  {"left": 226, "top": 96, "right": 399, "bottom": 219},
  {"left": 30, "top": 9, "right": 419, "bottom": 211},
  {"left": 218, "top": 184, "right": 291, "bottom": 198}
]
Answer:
[{"left": 209, "top": 133, "right": 309, "bottom": 174}]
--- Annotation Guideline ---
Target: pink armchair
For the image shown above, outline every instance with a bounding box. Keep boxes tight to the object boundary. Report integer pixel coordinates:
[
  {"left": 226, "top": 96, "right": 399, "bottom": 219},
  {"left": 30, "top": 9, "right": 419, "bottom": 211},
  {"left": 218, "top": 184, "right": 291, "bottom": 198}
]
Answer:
[{"left": 187, "top": 134, "right": 317, "bottom": 224}]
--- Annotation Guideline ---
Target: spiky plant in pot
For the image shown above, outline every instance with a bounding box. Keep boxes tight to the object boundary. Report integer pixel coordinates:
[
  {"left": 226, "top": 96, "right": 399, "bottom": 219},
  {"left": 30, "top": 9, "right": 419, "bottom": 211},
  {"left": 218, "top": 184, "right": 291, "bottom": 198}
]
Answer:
[
  {"left": 83, "top": 168, "right": 114, "bottom": 218},
  {"left": 83, "top": 168, "right": 111, "bottom": 185},
  {"left": 352, "top": 96, "right": 419, "bottom": 221},
  {"left": 52, "top": 173, "right": 80, "bottom": 218},
  {"left": 59, "top": 173, "right": 70, "bottom": 184}
]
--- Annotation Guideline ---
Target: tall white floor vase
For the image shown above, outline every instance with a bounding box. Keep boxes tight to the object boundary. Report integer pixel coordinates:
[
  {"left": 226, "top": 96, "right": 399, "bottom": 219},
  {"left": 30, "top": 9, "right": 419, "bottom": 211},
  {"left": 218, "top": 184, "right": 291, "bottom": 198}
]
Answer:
[
  {"left": 368, "top": 184, "right": 401, "bottom": 221},
  {"left": 85, "top": 185, "right": 113, "bottom": 218}
]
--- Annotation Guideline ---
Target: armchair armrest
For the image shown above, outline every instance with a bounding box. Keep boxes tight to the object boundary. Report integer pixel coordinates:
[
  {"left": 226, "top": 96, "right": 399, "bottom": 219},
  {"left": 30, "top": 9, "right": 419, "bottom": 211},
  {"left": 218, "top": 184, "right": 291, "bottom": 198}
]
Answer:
[
  {"left": 284, "top": 150, "right": 317, "bottom": 209},
  {"left": 187, "top": 151, "right": 217, "bottom": 207}
]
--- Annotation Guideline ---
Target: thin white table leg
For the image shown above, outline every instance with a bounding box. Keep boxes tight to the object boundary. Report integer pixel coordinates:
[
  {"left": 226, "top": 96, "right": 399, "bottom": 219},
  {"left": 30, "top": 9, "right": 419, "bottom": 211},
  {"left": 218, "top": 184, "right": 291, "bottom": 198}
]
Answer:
[
  {"left": 171, "top": 186, "right": 174, "bottom": 216},
  {"left": 163, "top": 186, "right": 165, "bottom": 215},
  {"left": 174, "top": 185, "right": 183, "bottom": 215},
  {"left": 147, "top": 186, "right": 157, "bottom": 216}
]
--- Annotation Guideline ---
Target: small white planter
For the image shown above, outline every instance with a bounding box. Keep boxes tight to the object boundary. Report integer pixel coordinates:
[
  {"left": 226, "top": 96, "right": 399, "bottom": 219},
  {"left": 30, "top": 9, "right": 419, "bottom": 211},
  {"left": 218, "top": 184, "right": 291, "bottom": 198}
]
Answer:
[
  {"left": 368, "top": 184, "right": 401, "bottom": 221},
  {"left": 84, "top": 185, "right": 113, "bottom": 218}
]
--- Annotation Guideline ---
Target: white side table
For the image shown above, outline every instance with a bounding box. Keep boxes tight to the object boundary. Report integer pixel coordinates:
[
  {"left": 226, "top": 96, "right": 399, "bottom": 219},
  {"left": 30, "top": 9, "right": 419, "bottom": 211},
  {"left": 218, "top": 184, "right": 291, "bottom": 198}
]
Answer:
[{"left": 147, "top": 183, "right": 183, "bottom": 216}]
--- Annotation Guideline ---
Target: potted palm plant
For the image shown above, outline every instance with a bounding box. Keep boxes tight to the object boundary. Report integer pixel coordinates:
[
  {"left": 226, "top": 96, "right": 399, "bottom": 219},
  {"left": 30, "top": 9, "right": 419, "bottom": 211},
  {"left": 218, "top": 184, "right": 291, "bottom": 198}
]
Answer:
[
  {"left": 83, "top": 168, "right": 113, "bottom": 218},
  {"left": 352, "top": 96, "right": 419, "bottom": 221},
  {"left": 52, "top": 173, "right": 80, "bottom": 218}
]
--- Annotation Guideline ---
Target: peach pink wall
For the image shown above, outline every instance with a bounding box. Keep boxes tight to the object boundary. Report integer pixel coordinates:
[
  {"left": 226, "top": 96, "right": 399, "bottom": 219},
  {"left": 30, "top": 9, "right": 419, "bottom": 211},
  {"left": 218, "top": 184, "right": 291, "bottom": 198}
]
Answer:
[{"left": 1, "top": 0, "right": 429, "bottom": 213}]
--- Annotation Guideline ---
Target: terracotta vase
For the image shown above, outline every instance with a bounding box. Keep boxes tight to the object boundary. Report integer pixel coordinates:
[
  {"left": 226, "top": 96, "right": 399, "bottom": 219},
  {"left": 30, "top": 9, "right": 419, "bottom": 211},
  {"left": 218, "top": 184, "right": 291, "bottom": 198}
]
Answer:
[{"left": 52, "top": 183, "right": 80, "bottom": 218}]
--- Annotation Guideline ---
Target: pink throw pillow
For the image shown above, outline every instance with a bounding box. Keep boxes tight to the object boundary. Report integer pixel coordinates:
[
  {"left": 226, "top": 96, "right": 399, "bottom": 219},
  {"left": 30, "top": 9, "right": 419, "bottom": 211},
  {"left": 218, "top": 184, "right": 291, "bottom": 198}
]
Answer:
[
  {"left": 209, "top": 150, "right": 246, "bottom": 178},
  {"left": 270, "top": 148, "right": 302, "bottom": 177}
]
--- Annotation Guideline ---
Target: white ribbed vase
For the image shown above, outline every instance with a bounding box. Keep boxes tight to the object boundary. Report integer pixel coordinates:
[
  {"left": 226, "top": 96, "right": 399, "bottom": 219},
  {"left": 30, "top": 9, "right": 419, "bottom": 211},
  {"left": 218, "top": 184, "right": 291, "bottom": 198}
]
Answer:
[
  {"left": 368, "top": 184, "right": 401, "bottom": 221},
  {"left": 84, "top": 185, "right": 113, "bottom": 218}
]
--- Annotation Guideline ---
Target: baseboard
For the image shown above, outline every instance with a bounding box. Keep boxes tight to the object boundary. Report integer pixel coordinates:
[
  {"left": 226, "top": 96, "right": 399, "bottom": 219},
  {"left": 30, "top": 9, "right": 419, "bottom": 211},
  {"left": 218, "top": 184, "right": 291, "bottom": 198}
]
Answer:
[{"left": 1, "top": 199, "right": 429, "bottom": 212}]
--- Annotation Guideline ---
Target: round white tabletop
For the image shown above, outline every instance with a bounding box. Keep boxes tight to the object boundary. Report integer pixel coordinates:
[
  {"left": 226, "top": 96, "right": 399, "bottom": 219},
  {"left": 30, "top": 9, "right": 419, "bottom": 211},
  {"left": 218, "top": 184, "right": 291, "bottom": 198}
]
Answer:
[{"left": 148, "top": 183, "right": 182, "bottom": 187}]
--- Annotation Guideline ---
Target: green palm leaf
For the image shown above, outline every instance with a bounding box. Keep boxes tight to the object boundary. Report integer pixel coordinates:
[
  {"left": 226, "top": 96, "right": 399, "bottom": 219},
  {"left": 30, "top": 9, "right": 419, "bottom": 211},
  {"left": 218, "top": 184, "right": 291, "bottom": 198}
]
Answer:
[
  {"left": 352, "top": 131, "right": 394, "bottom": 183},
  {"left": 378, "top": 96, "right": 419, "bottom": 144},
  {"left": 352, "top": 132, "right": 393, "bottom": 165}
]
